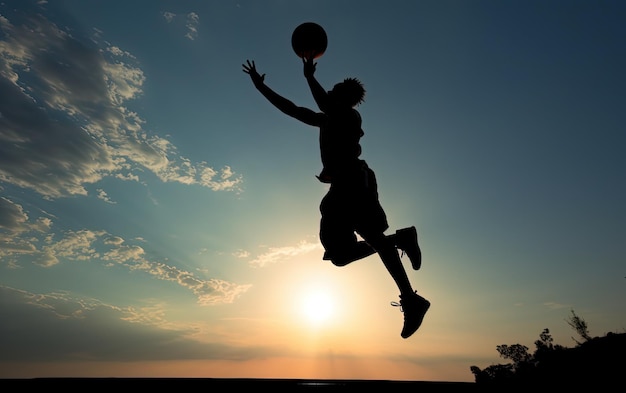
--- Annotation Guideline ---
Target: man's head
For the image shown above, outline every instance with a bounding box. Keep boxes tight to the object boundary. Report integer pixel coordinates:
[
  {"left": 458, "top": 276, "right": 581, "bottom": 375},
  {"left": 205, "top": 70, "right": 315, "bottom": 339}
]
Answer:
[{"left": 329, "top": 77, "right": 365, "bottom": 108}]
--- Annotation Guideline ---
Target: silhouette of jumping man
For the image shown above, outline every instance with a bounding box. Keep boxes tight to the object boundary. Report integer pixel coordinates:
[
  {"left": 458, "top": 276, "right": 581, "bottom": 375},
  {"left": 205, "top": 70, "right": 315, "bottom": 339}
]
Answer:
[{"left": 243, "top": 57, "right": 430, "bottom": 338}]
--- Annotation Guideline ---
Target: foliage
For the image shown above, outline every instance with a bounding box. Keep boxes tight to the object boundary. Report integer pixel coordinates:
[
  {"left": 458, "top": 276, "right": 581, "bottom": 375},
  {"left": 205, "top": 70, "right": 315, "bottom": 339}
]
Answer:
[
  {"left": 469, "top": 310, "right": 626, "bottom": 386},
  {"left": 566, "top": 308, "right": 591, "bottom": 344}
]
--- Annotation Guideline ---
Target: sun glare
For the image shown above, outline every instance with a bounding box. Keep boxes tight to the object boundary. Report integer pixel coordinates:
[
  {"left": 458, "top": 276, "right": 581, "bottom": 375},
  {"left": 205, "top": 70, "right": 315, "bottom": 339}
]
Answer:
[{"left": 300, "top": 290, "right": 334, "bottom": 325}]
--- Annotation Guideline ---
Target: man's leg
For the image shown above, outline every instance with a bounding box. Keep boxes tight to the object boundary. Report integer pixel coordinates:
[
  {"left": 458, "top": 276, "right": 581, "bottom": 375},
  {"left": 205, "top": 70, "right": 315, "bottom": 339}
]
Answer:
[
  {"left": 323, "top": 241, "right": 376, "bottom": 266},
  {"left": 365, "top": 232, "right": 430, "bottom": 339},
  {"left": 365, "top": 233, "right": 414, "bottom": 295},
  {"left": 320, "top": 187, "right": 378, "bottom": 266}
]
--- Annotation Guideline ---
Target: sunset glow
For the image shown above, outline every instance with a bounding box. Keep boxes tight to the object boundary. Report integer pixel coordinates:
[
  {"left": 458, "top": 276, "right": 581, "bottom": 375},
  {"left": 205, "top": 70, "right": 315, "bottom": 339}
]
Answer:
[{"left": 1, "top": 0, "right": 624, "bottom": 383}]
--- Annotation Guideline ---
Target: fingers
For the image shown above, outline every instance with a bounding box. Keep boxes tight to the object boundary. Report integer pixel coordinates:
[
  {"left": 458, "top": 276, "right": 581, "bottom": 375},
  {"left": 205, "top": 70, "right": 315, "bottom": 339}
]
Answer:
[
  {"left": 302, "top": 57, "right": 317, "bottom": 70},
  {"left": 242, "top": 59, "right": 264, "bottom": 83},
  {"left": 242, "top": 59, "right": 255, "bottom": 74}
]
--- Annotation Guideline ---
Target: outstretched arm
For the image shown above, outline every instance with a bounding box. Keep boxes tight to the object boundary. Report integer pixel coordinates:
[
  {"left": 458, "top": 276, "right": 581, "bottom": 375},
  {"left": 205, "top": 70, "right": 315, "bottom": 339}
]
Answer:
[
  {"left": 243, "top": 60, "right": 321, "bottom": 126},
  {"left": 303, "top": 57, "right": 330, "bottom": 113}
]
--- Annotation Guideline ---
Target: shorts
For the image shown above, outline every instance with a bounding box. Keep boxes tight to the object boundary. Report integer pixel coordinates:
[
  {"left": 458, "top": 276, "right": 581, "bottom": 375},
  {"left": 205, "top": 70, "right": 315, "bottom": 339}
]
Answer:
[{"left": 319, "top": 161, "right": 389, "bottom": 255}]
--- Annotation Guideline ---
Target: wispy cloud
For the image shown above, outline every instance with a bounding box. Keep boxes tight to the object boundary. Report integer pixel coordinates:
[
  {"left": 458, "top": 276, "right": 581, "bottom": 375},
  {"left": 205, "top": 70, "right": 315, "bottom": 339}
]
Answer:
[
  {"left": 163, "top": 11, "right": 175, "bottom": 23},
  {"left": 233, "top": 249, "right": 250, "bottom": 259},
  {"left": 0, "top": 285, "right": 271, "bottom": 362},
  {"left": 0, "top": 6, "right": 247, "bottom": 304},
  {"left": 162, "top": 11, "right": 200, "bottom": 41},
  {"left": 185, "top": 12, "right": 199, "bottom": 41},
  {"left": 96, "top": 188, "right": 116, "bottom": 204},
  {"left": 543, "top": 302, "right": 570, "bottom": 310},
  {"left": 248, "top": 240, "right": 322, "bottom": 268},
  {"left": 0, "top": 196, "right": 251, "bottom": 304},
  {"left": 0, "top": 10, "right": 241, "bottom": 200}
]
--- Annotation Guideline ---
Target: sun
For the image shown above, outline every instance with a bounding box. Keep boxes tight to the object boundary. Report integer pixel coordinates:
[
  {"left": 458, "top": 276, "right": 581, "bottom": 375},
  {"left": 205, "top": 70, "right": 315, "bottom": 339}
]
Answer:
[{"left": 300, "top": 289, "right": 335, "bottom": 325}]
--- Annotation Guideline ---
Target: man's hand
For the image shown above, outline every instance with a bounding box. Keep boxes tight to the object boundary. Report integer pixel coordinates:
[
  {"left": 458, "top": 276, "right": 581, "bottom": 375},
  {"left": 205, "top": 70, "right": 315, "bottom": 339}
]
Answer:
[
  {"left": 242, "top": 59, "right": 265, "bottom": 86},
  {"left": 303, "top": 57, "right": 317, "bottom": 79}
]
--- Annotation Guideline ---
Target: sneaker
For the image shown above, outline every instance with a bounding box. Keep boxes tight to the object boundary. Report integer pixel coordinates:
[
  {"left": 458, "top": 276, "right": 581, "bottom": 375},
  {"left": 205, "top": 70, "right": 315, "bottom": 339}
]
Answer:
[
  {"left": 395, "top": 226, "right": 422, "bottom": 270},
  {"left": 391, "top": 291, "right": 430, "bottom": 339}
]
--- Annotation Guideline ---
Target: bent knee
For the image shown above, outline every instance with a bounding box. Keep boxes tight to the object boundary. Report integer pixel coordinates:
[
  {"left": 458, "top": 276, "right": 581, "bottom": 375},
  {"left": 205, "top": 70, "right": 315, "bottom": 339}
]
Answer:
[
  {"left": 323, "top": 251, "right": 351, "bottom": 267},
  {"left": 330, "top": 258, "right": 351, "bottom": 267}
]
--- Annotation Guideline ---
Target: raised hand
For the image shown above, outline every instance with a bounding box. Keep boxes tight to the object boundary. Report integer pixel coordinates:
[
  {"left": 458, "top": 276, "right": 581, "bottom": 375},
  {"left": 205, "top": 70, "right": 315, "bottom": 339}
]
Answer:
[
  {"left": 303, "top": 56, "right": 317, "bottom": 79},
  {"left": 242, "top": 59, "right": 265, "bottom": 86}
]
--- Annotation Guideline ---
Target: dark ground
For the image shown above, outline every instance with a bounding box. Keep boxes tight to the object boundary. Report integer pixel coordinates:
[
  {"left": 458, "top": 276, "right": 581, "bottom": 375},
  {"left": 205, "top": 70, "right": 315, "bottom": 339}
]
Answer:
[{"left": 2, "top": 378, "right": 479, "bottom": 391}]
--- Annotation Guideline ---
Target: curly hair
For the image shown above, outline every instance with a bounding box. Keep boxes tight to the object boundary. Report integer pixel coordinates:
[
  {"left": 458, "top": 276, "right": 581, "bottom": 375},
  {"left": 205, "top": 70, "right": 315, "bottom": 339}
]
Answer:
[
  {"left": 344, "top": 77, "right": 366, "bottom": 106},
  {"left": 333, "top": 77, "right": 366, "bottom": 107}
]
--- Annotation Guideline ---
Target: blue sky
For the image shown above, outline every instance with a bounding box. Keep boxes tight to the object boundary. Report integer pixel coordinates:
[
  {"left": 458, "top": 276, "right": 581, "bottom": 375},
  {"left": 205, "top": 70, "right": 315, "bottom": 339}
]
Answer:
[{"left": 0, "top": 0, "right": 624, "bottom": 382}]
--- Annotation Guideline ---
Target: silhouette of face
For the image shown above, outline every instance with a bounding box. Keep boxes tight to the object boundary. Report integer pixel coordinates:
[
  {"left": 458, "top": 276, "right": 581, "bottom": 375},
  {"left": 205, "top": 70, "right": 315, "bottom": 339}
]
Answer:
[{"left": 328, "top": 83, "right": 350, "bottom": 107}]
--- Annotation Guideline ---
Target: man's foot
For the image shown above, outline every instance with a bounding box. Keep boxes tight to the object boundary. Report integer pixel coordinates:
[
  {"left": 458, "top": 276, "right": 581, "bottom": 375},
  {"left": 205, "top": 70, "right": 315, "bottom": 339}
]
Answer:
[
  {"left": 395, "top": 226, "right": 421, "bottom": 270},
  {"left": 392, "top": 291, "right": 430, "bottom": 339}
]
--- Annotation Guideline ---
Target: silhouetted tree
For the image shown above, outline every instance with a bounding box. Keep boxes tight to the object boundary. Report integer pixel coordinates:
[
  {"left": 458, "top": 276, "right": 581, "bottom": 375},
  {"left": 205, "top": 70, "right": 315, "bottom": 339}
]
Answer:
[
  {"left": 469, "top": 364, "right": 514, "bottom": 385},
  {"left": 537, "top": 328, "right": 553, "bottom": 350},
  {"left": 533, "top": 328, "right": 565, "bottom": 364},
  {"left": 470, "top": 310, "right": 625, "bottom": 386},
  {"left": 495, "top": 343, "right": 531, "bottom": 365},
  {"left": 566, "top": 309, "right": 591, "bottom": 344}
]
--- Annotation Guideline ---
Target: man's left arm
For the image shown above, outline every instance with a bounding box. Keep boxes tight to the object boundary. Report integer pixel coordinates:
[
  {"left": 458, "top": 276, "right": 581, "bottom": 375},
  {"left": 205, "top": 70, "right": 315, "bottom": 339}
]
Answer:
[{"left": 303, "top": 57, "right": 330, "bottom": 113}]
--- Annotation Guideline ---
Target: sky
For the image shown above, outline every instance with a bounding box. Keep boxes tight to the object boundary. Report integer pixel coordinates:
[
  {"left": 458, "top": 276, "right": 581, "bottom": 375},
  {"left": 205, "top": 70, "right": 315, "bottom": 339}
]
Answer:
[{"left": 0, "top": 0, "right": 624, "bottom": 383}]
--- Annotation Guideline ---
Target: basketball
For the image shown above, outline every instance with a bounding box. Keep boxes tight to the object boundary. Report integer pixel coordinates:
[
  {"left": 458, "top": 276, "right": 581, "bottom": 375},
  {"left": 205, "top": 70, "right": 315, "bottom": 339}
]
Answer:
[{"left": 291, "top": 22, "right": 327, "bottom": 59}]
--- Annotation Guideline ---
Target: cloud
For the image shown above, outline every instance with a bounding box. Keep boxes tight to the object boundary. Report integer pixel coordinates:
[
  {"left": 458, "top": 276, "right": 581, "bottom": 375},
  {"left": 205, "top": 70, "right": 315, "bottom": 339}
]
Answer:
[
  {"left": 163, "top": 11, "right": 175, "bottom": 23},
  {"left": 249, "top": 240, "right": 322, "bottom": 268},
  {"left": 0, "top": 285, "right": 271, "bottom": 362},
  {"left": 185, "top": 12, "right": 200, "bottom": 41},
  {"left": 0, "top": 197, "right": 52, "bottom": 267},
  {"left": 0, "top": 196, "right": 30, "bottom": 232},
  {"left": 96, "top": 188, "right": 116, "bottom": 204},
  {"left": 0, "top": 7, "right": 241, "bottom": 200},
  {"left": 162, "top": 11, "right": 200, "bottom": 41},
  {"left": 0, "top": 197, "right": 251, "bottom": 303},
  {"left": 543, "top": 302, "right": 570, "bottom": 310},
  {"left": 233, "top": 249, "right": 250, "bottom": 259}
]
